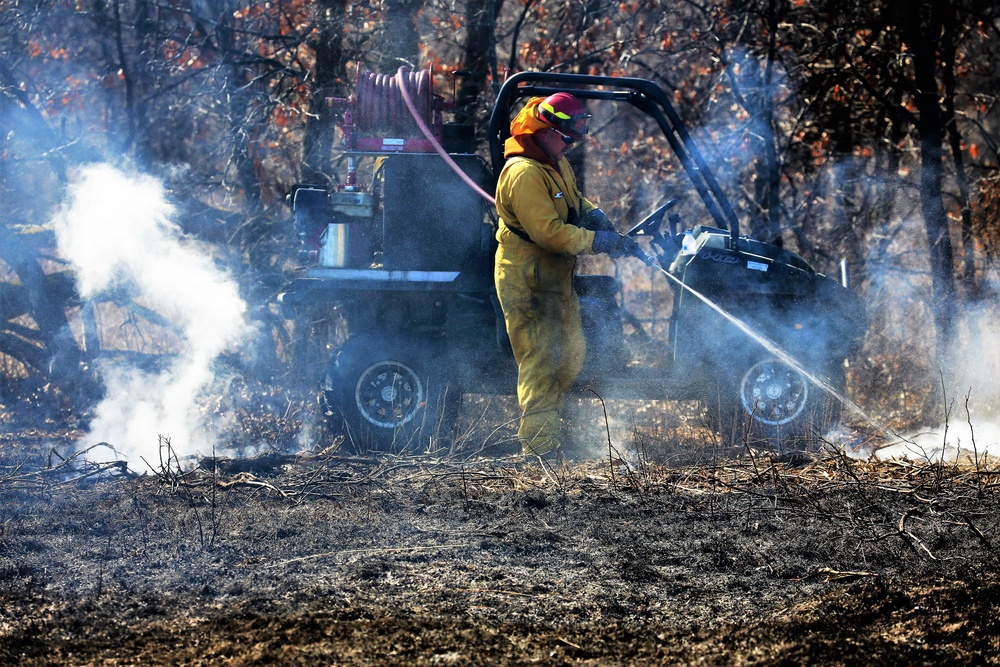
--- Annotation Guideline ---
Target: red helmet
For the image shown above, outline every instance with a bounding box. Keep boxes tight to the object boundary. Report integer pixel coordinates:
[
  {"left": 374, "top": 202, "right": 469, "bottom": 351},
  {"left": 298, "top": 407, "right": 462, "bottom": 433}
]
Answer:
[{"left": 537, "top": 92, "right": 590, "bottom": 141}]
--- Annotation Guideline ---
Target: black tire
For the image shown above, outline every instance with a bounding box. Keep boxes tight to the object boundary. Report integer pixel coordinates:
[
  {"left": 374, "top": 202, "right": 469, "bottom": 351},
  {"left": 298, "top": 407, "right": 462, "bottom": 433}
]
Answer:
[
  {"left": 701, "top": 357, "right": 844, "bottom": 454},
  {"left": 320, "top": 337, "right": 461, "bottom": 454}
]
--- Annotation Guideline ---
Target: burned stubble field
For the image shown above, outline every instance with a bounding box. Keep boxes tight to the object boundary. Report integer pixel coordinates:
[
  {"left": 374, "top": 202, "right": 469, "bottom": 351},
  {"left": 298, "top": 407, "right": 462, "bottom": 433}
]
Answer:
[{"left": 1, "top": 425, "right": 999, "bottom": 666}]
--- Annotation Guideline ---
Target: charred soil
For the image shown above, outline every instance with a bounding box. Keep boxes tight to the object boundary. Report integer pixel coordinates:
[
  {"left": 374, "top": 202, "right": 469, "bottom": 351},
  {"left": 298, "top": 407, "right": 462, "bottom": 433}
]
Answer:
[{"left": 1, "top": 426, "right": 999, "bottom": 666}]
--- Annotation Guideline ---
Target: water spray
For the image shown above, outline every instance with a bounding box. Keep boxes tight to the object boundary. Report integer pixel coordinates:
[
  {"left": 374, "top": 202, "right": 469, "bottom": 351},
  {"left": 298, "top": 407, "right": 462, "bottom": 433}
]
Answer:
[{"left": 633, "top": 248, "right": 887, "bottom": 438}]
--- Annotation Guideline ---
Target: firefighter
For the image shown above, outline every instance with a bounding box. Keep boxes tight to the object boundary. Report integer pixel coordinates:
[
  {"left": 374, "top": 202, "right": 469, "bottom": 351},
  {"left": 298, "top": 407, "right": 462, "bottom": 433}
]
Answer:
[{"left": 494, "top": 92, "right": 640, "bottom": 461}]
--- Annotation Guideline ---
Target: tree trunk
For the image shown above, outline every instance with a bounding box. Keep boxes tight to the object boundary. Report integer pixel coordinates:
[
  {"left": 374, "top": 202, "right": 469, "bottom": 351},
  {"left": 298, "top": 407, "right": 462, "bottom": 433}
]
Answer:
[
  {"left": 379, "top": 0, "right": 421, "bottom": 72},
  {"left": 762, "top": 0, "right": 782, "bottom": 243},
  {"left": 455, "top": 0, "right": 503, "bottom": 127},
  {"left": 216, "top": 20, "right": 262, "bottom": 213},
  {"left": 904, "top": 4, "right": 957, "bottom": 370},
  {"left": 302, "top": 0, "right": 348, "bottom": 184},
  {"left": 940, "top": 10, "right": 977, "bottom": 301}
]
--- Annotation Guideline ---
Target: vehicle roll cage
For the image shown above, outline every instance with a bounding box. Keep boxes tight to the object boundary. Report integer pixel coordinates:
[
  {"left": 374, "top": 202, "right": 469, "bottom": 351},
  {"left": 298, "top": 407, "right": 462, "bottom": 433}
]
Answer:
[{"left": 487, "top": 71, "right": 742, "bottom": 249}]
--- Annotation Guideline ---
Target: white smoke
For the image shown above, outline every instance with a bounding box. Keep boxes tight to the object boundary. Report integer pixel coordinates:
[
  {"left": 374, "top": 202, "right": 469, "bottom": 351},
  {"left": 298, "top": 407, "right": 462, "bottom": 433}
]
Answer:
[
  {"left": 889, "top": 306, "right": 1000, "bottom": 462},
  {"left": 873, "top": 421, "right": 1000, "bottom": 463},
  {"left": 842, "top": 304, "right": 1000, "bottom": 464},
  {"left": 51, "top": 164, "right": 249, "bottom": 468}
]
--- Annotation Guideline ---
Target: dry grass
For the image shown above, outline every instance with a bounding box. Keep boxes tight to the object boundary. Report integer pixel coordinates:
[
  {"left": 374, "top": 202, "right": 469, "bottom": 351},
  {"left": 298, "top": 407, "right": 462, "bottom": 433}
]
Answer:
[{"left": 2, "top": 417, "right": 998, "bottom": 666}]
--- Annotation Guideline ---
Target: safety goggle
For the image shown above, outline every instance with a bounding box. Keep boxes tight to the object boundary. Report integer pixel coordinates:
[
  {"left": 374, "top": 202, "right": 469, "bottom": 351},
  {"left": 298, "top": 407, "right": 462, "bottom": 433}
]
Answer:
[
  {"left": 567, "top": 114, "right": 591, "bottom": 137},
  {"left": 551, "top": 127, "right": 578, "bottom": 145},
  {"left": 552, "top": 115, "right": 590, "bottom": 144}
]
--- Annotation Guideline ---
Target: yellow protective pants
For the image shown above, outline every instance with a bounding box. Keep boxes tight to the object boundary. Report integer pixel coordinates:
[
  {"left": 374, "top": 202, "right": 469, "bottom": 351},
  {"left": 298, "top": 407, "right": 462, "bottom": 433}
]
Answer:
[{"left": 495, "top": 240, "right": 586, "bottom": 456}]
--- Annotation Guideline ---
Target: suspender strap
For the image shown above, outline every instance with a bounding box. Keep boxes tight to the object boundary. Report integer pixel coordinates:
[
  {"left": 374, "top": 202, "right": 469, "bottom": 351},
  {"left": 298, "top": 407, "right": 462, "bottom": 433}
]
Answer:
[
  {"left": 501, "top": 205, "right": 580, "bottom": 245},
  {"left": 502, "top": 220, "right": 536, "bottom": 244}
]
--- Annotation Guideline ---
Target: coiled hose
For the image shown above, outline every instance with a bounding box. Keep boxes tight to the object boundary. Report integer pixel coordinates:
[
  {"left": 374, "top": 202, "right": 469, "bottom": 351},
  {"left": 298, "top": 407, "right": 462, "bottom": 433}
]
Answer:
[{"left": 354, "top": 68, "right": 433, "bottom": 135}]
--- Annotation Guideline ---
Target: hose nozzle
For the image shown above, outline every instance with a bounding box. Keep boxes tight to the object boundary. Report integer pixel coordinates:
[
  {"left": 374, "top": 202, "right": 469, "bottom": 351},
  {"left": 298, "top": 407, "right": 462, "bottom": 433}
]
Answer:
[{"left": 636, "top": 249, "right": 658, "bottom": 267}]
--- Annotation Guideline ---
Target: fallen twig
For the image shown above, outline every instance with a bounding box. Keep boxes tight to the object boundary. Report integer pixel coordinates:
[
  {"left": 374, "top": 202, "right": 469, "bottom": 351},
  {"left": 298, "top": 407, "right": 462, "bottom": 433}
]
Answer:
[{"left": 268, "top": 542, "right": 473, "bottom": 568}]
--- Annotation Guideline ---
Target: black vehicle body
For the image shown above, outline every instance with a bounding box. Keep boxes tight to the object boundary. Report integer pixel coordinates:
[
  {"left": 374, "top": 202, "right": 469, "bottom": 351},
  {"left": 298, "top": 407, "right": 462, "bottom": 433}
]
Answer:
[{"left": 277, "top": 71, "right": 866, "bottom": 452}]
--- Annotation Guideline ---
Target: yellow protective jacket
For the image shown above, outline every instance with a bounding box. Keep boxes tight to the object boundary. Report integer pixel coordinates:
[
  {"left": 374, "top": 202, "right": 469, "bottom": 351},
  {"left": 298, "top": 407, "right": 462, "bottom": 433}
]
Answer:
[{"left": 494, "top": 155, "right": 597, "bottom": 255}]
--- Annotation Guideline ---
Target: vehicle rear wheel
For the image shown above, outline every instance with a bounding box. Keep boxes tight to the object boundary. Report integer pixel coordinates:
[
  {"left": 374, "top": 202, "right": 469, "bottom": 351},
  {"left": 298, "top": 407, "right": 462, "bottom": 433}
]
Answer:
[
  {"left": 320, "top": 337, "right": 461, "bottom": 454},
  {"left": 701, "top": 357, "right": 843, "bottom": 454}
]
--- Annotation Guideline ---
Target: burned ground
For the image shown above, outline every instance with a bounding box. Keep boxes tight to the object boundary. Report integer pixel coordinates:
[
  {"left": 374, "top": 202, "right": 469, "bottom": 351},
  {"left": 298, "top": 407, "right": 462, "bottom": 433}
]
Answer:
[{"left": 1, "top": 415, "right": 998, "bottom": 666}]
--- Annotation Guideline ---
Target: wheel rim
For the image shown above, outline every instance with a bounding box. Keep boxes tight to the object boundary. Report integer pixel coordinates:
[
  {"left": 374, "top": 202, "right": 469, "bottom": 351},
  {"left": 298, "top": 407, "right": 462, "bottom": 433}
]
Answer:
[
  {"left": 739, "top": 359, "right": 808, "bottom": 426},
  {"left": 354, "top": 359, "right": 425, "bottom": 429}
]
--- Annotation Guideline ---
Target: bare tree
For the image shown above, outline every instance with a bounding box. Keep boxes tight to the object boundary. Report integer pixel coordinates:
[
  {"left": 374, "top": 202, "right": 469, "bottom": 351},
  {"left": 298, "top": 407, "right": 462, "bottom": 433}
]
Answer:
[
  {"left": 302, "top": 0, "right": 349, "bottom": 184},
  {"left": 379, "top": 0, "right": 421, "bottom": 71},
  {"left": 455, "top": 0, "right": 503, "bottom": 127}
]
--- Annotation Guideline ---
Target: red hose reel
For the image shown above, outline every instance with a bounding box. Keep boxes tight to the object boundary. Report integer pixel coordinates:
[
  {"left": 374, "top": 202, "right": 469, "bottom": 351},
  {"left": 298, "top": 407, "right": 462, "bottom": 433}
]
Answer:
[{"left": 329, "top": 65, "right": 445, "bottom": 153}]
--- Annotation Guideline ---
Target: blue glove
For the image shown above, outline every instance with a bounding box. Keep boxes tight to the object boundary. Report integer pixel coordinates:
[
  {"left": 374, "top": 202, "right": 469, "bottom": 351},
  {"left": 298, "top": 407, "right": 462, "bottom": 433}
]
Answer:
[
  {"left": 579, "top": 208, "right": 616, "bottom": 232},
  {"left": 592, "top": 231, "right": 641, "bottom": 259}
]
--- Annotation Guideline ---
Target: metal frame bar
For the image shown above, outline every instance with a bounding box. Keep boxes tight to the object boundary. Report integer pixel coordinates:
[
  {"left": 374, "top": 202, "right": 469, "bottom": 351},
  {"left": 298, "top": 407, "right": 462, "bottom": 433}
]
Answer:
[{"left": 488, "top": 72, "right": 741, "bottom": 248}]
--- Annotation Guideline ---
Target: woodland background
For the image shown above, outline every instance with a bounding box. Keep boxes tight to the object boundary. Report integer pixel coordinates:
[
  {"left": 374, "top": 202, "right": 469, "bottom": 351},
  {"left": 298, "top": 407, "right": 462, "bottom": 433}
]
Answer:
[{"left": 1, "top": 0, "right": 999, "bottom": 430}]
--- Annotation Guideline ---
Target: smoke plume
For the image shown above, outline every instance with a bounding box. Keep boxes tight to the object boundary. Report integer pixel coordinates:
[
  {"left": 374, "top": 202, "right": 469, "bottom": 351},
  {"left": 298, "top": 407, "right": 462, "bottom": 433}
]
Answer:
[
  {"left": 855, "top": 303, "right": 1000, "bottom": 462},
  {"left": 51, "top": 164, "right": 249, "bottom": 468}
]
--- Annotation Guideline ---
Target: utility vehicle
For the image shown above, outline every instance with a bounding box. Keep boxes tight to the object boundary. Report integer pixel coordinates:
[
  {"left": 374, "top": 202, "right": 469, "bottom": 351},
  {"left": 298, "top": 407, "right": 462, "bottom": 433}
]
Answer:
[{"left": 277, "top": 68, "right": 865, "bottom": 453}]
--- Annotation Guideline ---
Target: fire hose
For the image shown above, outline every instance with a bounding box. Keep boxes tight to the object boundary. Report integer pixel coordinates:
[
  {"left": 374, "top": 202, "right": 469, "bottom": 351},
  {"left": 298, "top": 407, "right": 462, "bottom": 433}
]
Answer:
[
  {"left": 390, "top": 67, "right": 497, "bottom": 205},
  {"left": 356, "top": 69, "right": 432, "bottom": 135}
]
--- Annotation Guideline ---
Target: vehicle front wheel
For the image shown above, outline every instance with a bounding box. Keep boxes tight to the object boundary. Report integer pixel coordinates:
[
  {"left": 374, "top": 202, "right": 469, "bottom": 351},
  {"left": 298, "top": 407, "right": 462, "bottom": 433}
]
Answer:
[{"left": 320, "top": 337, "right": 461, "bottom": 454}]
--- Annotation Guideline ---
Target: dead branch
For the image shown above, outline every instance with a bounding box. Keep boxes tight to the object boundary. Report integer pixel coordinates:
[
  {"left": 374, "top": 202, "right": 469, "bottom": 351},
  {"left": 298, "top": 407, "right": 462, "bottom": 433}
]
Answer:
[{"left": 268, "top": 542, "right": 473, "bottom": 568}]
